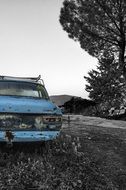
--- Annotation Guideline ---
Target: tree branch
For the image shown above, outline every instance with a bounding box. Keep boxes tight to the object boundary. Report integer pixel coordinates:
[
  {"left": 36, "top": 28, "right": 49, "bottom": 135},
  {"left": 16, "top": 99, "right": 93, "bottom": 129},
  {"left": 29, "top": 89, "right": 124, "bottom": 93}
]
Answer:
[
  {"left": 95, "top": 0, "right": 122, "bottom": 34},
  {"left": 83, "top": 27, "right": 119, "bottom": 46}
]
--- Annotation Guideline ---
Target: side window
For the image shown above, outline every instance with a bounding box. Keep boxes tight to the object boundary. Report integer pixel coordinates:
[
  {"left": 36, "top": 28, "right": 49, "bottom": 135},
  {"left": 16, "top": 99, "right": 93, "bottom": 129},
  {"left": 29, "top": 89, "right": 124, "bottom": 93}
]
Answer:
[{"left": 37, "top": 85, "right": 49, "bottom": 99}]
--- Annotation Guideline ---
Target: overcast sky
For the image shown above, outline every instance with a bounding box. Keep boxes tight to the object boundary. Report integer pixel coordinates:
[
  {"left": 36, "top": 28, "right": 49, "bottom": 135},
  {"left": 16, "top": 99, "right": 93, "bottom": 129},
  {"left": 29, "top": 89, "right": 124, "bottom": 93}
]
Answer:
[{"left": 0, "top": 0, "right": 97, "bottom": 98}]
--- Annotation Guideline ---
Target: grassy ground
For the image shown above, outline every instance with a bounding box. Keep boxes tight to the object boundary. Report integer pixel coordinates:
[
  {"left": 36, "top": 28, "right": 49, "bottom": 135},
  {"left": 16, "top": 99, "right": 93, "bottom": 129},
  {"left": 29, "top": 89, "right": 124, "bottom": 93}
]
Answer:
[{"left": 0, "top": 119, "right": 126, "bottom": 189}]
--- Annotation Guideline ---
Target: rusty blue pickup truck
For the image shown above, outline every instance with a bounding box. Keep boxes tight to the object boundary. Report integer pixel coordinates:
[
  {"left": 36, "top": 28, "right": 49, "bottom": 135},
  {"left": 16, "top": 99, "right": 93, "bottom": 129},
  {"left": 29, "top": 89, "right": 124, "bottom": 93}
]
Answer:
[{"left": 0, "top": 75, "right": 62, "bottom": 145}]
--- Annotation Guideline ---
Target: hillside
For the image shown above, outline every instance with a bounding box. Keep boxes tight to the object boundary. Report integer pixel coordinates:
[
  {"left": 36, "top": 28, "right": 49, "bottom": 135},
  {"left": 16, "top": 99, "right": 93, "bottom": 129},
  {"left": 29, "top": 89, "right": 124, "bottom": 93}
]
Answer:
[{"left": 50, "top": 95, "right": 75, "bottom": 106}]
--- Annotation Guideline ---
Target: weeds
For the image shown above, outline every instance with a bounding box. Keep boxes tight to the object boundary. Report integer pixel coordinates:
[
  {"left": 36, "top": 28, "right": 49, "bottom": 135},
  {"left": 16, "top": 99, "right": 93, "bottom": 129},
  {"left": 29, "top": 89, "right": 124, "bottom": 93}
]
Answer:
[{"left": 0, "top": 131, "right": 125, "bottom": 189}]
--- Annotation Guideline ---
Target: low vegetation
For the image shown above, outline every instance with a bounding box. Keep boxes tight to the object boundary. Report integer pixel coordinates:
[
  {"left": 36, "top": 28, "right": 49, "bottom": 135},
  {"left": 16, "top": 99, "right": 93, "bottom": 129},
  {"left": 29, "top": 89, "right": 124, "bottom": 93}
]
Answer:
[{"left": 0, "top": 125, "right": 126, "bottom": 189}]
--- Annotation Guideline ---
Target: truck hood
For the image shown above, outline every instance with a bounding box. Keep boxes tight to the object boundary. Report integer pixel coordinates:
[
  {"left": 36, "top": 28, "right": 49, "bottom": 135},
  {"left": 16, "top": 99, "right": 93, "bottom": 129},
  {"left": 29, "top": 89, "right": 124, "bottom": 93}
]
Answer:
[{"left": 0, "top": 96, "right": 62, "bottom": 115}]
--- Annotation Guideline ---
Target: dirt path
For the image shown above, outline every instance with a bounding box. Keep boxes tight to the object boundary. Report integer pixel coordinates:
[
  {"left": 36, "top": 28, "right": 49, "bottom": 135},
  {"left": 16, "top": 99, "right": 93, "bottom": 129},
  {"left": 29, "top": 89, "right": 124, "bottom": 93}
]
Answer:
[
  {"left": 61, "top": 114, "right": 126, "bottom": 140},
  {"left": 63, "top": 114, "right": 126, "bottom": 129}
]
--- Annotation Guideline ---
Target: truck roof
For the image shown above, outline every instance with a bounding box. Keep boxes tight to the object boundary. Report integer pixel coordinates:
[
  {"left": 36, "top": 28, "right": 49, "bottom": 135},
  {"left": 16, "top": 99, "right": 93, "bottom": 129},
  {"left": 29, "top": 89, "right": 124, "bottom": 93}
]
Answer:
[{"left": 0, "top": 75, "right": 45, "bottom": 85}]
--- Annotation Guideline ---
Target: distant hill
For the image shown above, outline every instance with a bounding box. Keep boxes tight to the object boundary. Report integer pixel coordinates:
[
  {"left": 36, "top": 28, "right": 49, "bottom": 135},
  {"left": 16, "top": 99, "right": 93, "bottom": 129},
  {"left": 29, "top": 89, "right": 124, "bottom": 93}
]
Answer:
[
  {"left": 50, "top": 95, "right": 75, "bottom": 106},
  {"left": 50, "top": 95, "right": 96, "bottom": 115}
]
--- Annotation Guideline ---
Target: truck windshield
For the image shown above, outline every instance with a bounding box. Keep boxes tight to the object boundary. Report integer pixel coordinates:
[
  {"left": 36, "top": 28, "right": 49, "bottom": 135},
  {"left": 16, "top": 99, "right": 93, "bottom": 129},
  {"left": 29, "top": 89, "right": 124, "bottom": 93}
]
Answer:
[{"left": 0, "top": 81, "right": 49, "bottom": 99}]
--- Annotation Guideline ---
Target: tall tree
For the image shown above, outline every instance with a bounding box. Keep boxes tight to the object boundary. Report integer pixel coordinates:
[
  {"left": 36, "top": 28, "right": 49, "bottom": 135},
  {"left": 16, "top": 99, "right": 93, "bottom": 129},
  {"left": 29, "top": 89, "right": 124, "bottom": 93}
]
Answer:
[
  {"left": 84, "top": 52, "right": 125, "bottom": 110},
  {"left": 60, "top": 0, "right": 126, "bottom": 78}
]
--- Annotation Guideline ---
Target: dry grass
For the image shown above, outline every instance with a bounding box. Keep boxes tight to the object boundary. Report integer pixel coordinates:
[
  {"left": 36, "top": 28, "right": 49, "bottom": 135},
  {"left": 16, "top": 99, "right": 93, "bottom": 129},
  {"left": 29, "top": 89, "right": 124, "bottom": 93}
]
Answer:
[{"left": 0, "top": 123, "right": 126, "bottom": 189}]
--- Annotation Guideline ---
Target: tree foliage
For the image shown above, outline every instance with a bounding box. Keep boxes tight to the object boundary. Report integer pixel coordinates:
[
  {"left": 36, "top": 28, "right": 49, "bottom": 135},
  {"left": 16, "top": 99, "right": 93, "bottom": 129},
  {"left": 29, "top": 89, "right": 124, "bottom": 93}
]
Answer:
[
  {"left": 64, "top": 97, "right": 96, "bottom": 113},
  {"left": 84, "top": 52, "right": 124, "bottom": 109},
  {"left": 60, "top": 0, "right": 126, "bottom": 77}
]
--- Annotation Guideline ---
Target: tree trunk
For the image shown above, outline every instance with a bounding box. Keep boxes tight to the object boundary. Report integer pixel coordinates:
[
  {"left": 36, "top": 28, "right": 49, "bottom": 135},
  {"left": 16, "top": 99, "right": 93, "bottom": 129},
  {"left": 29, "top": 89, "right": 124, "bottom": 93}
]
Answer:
[{"left": 119, "top": 38, "right": 126, "bottom": 80}]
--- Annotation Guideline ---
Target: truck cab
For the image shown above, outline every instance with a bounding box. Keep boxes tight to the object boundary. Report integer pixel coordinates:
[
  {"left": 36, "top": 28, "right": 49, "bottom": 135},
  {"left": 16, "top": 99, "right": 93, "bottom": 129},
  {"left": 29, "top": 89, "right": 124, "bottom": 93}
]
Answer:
[{"left": 0, "top": 75, "right": 62, "bottom": 144}]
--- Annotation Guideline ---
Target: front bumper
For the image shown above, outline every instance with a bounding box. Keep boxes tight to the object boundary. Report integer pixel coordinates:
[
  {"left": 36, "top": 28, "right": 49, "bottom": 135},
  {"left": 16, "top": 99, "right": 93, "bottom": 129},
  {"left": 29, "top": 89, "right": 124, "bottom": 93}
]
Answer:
[{"left": 0, "top": 131, "right": 60, "bottom": 142}]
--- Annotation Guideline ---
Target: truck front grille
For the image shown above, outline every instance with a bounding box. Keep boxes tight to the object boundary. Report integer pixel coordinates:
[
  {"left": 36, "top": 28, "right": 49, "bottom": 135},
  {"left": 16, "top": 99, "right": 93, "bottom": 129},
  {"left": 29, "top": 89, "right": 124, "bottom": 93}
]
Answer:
[
  {"left": 0, "top": 114, "right": 35, "bottom": 130},
  {"left": 0, "top": 114, "right": 62, "bottom": 131}
]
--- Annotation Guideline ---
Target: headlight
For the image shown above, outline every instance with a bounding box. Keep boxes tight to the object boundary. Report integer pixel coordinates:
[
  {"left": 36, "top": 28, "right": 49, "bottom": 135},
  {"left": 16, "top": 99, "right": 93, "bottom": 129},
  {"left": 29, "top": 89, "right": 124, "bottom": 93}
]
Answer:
[
  {"left": 35, "top": 116, "right": 45, "bottom": 129},
  {"left": 35, "top": 115, "right": 62, "bottom": 130}
]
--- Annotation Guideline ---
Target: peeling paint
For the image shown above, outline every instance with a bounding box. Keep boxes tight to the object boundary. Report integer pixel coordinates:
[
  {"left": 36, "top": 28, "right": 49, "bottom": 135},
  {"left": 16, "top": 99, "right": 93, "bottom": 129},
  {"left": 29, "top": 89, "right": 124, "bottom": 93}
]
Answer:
[{"left": 5, "top": 130, "right": 14, "bottom": 143}]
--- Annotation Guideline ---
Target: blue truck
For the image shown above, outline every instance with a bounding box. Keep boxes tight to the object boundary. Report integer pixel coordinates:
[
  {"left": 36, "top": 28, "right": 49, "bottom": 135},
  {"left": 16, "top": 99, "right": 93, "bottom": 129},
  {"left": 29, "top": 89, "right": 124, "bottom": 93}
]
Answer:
[{"left": 0, "top": 75, "right": 62, "bottom": 145}]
